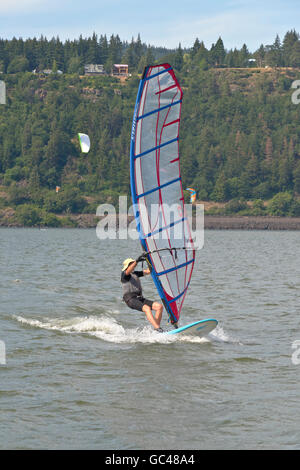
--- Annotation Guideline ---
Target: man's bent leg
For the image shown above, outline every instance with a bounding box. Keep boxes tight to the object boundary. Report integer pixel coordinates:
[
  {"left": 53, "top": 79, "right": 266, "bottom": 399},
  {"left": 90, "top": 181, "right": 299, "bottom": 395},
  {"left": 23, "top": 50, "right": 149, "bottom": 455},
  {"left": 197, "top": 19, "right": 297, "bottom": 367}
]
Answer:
[
  {"left": 142, "top": 304, "right": 160, "bottom": 329},
  {"left": 152, "top": 302, "right": 163, "bottom": 326}
]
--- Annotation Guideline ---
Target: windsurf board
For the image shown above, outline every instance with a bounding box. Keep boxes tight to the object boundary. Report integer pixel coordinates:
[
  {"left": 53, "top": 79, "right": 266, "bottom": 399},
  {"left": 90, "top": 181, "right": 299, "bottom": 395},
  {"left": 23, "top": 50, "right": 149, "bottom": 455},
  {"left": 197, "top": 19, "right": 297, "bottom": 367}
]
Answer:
[{"left": 166, "top": 319, "right": 218, "bottom": 337}]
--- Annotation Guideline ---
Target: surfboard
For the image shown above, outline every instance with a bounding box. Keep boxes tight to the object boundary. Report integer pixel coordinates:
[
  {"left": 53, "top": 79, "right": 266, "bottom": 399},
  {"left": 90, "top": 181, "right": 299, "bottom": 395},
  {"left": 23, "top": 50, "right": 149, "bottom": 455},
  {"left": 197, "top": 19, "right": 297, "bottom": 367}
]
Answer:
[{"left": 166, "top": 319, "right": 218, "bottom": 337}]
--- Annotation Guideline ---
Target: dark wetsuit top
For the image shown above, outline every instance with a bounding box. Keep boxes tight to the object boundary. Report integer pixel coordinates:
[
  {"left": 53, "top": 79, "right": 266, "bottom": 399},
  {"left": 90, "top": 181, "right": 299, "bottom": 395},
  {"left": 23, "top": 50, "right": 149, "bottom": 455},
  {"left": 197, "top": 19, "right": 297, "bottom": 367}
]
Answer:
[{"left": 121, "top": 270, "right": 153, "bottom": 312}]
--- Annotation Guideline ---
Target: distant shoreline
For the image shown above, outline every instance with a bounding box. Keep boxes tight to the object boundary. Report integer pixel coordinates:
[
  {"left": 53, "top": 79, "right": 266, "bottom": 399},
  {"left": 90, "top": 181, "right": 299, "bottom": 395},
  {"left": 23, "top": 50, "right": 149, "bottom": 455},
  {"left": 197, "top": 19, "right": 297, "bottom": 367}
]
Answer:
[
  {"left": 1, "top": 214, "right": 300, "bottom": 230},
  {"left": 203, "top": 215, "right": 300, "bottom": 230}
]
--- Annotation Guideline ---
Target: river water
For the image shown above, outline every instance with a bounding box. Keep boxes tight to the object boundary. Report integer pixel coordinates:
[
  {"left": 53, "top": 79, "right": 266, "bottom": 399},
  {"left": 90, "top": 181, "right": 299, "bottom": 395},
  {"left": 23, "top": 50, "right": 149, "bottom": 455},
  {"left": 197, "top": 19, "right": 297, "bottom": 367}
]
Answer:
[{"left": 0, "top": 228, "right": 299, "bottom": 449}]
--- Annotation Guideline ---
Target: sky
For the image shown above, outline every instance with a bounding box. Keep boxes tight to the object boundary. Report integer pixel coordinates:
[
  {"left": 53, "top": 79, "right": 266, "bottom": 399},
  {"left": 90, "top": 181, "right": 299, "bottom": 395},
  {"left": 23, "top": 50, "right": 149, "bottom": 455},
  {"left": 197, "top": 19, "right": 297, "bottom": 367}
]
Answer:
[{"left": 1, "top": 0, "right": 300, "bottom": 51}]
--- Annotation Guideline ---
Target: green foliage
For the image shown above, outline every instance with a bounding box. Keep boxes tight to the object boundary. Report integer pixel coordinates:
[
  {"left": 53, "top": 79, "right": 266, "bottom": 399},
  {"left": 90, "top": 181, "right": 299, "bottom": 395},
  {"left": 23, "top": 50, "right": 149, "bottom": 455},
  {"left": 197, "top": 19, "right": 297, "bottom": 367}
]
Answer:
[
  {"left": 15, "top": 204, "right": 42, "bottom": 226},
  {"left": 7, "top": 183, "right": 30, "bottom": 205},
  {"left": 225, "top": 199, "right": 248, "bottom": 214},
  {"left": 251, "top": 199, "right": 266, "bottom": 215},
  {"left": 43, "top": 187, "right": 87, "bottom": 214},
  {"left": 2, "top": 30, "right": 300, "bottom": 224},
  {"left": 7, "top": 55, "right": 30, "bottom": 73},
  {"left": 293, "top": 161, "right": 300, "bottom": 194},
  {"left": 211, "top": 173, "right": 229, "bottom": 202},
  {"left": 67, "top": 56, "right": 83, "bottom": 74},
  {"left": 267, "top": 192, "right": 294, "bottom": 216},
  {"left": 14, "top": 203, "right": 62, "bottom": 226},
  {"left": 0, "top": 30, "right": 300, "bottom": 77},
  {"left": 289, "top": 199, "right": 300, "bottom": 216},
  {"left": 183, "top": 190, "right": 191, "bottom": 204},
  {"left": 3, "top": 167, "right": 25, "bottom": 184},
  {"left": 41, "top": 211, "right": 61, "bottom": 227}
]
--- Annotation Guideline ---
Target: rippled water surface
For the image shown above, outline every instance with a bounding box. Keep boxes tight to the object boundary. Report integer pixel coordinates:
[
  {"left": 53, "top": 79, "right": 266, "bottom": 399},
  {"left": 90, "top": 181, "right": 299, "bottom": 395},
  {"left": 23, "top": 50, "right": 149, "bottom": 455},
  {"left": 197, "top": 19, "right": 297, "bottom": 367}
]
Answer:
[{"left": 0, "top": 228, "right": 299, "bottom": 449}]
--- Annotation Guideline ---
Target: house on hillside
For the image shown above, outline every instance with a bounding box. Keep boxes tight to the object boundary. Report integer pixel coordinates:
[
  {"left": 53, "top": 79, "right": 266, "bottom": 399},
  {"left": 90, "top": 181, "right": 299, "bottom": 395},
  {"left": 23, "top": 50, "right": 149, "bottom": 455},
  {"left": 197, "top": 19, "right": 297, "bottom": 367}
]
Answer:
[
  {"left": 84, "top": 64, "right": 105, "bottom": 75},
  {"left": 112, "top": 64, "right": 128, "bottom": 76},
  {"left": 32, "top": 68, "right": 63, "bottom": 75}
]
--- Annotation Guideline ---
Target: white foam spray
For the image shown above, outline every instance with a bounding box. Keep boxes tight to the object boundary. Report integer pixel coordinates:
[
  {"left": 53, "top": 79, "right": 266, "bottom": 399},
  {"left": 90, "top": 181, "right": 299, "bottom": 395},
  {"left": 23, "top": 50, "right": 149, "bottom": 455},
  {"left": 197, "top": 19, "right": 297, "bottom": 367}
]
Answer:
[{"left": 15, "top": 315, "right": 217, "bottom": 345}]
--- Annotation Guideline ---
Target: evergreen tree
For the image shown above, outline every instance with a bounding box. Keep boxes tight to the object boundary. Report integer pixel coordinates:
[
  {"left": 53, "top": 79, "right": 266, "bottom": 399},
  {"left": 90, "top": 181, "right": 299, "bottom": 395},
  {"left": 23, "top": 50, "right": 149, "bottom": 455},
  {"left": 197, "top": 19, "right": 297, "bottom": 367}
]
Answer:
[
  {"left": 239, "top": 44, "right": 249, "bottom": 67},
  {"left": 289, "top": 40, "right": 300, "bottom": 66},
  {"left": 108, "top": 34, "right": 123, "bottom": 64},
  {"left": 133, "top": 34, "right": 143, "bottom": 65},
  {"left": 52, "top": 59, "right": 58, "bottom": 73},
  {"left": 266, "top": 35, "right": 283, "bottom": 66},
  {"left": 254, "top": 44, "right": 265, "bottom": 67},
  {"left": 145, "top": 47, "right": 155, "bottom": 65},
  {"left": 212, "top": 37, "right": 225, "bottom": 66},
  {"left": 282, "top": 29, "right": 299, "bottom": 65},
  {"left": 86, "top": 32, "right": 99, "bottom": 64},
  {"left": 7, "top": 55, "right": 29, "bottom": 73},
  {"left": 174, "top": 43, "right": 184, "bottom": 71},
  {"left": 191, "top": 38, "right": 201, "bottom": 59},
  {"left": 193, "top": 41, "right": 208, "bottom": 68},
  {"left": 67, "top": 55, "right": 82, "bottom": 74},
  {"left": 293, "top": 161, "right": 300, "bottom": 193},
  {"left": 122, "top": 39, "right": 136, "bottom": 70},
  {"left": 99, "top": 34, "right": 109, "bottom": 64},
  {"left": 211, "top": 172, "right": 228, "bottom": 201}
]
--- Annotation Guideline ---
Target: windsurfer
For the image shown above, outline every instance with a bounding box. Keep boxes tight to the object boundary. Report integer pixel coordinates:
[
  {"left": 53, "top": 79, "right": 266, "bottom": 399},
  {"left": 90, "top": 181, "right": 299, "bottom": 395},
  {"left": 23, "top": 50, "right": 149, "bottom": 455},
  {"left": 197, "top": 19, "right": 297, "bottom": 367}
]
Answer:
[{"left": 121, "top": 256, "right": 164, "bottom": 332}]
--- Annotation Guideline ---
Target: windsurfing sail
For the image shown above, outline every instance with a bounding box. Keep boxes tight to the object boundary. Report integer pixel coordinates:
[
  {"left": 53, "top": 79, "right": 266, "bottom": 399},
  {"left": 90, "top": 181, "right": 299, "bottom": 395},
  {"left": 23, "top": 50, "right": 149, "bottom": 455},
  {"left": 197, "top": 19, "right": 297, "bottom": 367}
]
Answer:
[
  {"left": 130, "top": 63, "right": 195, "bottom": 325},
  {"left": 78, "top": 133, "right": 90, "bottom": 153},
  {"left": 186, "top": 187, "right": 196, "bottom": 203}
]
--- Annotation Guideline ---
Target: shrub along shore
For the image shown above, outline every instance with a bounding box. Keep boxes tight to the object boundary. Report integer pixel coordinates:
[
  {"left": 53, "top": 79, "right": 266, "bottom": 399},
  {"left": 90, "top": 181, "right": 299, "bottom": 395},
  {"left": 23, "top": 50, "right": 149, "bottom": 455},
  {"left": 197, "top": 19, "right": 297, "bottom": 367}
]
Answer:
[{"left": 1, "top": 210, "right": 300, "bottom": 230}]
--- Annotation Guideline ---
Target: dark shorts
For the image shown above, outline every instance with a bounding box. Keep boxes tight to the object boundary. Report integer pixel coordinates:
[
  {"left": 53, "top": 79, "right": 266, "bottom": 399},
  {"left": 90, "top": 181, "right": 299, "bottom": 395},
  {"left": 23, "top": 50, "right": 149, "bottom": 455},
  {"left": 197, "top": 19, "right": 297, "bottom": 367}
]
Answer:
[{"left": 125, "top": 296, "right": 154, "bottom": 312}]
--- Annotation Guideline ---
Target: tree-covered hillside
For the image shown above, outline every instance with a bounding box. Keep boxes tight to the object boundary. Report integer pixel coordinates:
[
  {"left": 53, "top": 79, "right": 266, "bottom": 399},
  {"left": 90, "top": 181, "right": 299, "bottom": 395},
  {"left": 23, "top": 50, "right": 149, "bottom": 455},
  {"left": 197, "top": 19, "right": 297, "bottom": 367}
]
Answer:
[
  {"left": 1, "top": 31, "right": 300, "bottom": 226},
  {"left": 2, "top": 29, "right": 300, "bottom": 73}
]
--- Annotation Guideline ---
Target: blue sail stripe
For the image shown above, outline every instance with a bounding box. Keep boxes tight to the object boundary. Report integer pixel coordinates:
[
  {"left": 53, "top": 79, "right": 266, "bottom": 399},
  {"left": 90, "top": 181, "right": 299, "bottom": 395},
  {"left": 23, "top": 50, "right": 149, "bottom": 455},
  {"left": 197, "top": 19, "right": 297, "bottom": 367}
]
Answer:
[
  {"left": 145, "top": 67, "right": 172, "bottom": 81},
  {"left": 168, "top": 285, "right": 189, "bottom": 304},
  {"left": 156, "top": 259, "right": 194, "bottom": 277},
  {"left": 137, "top": 177, "right": 181, "bottom": 199},
  {"left": 137, "top": 99, "right": 182, "bottom": 121},
  {"left": 144, "top": 217, "right": 186, "bottom": 239},
  {"left": 134, "top": 137, "right": 178, "bottom": 159}
]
